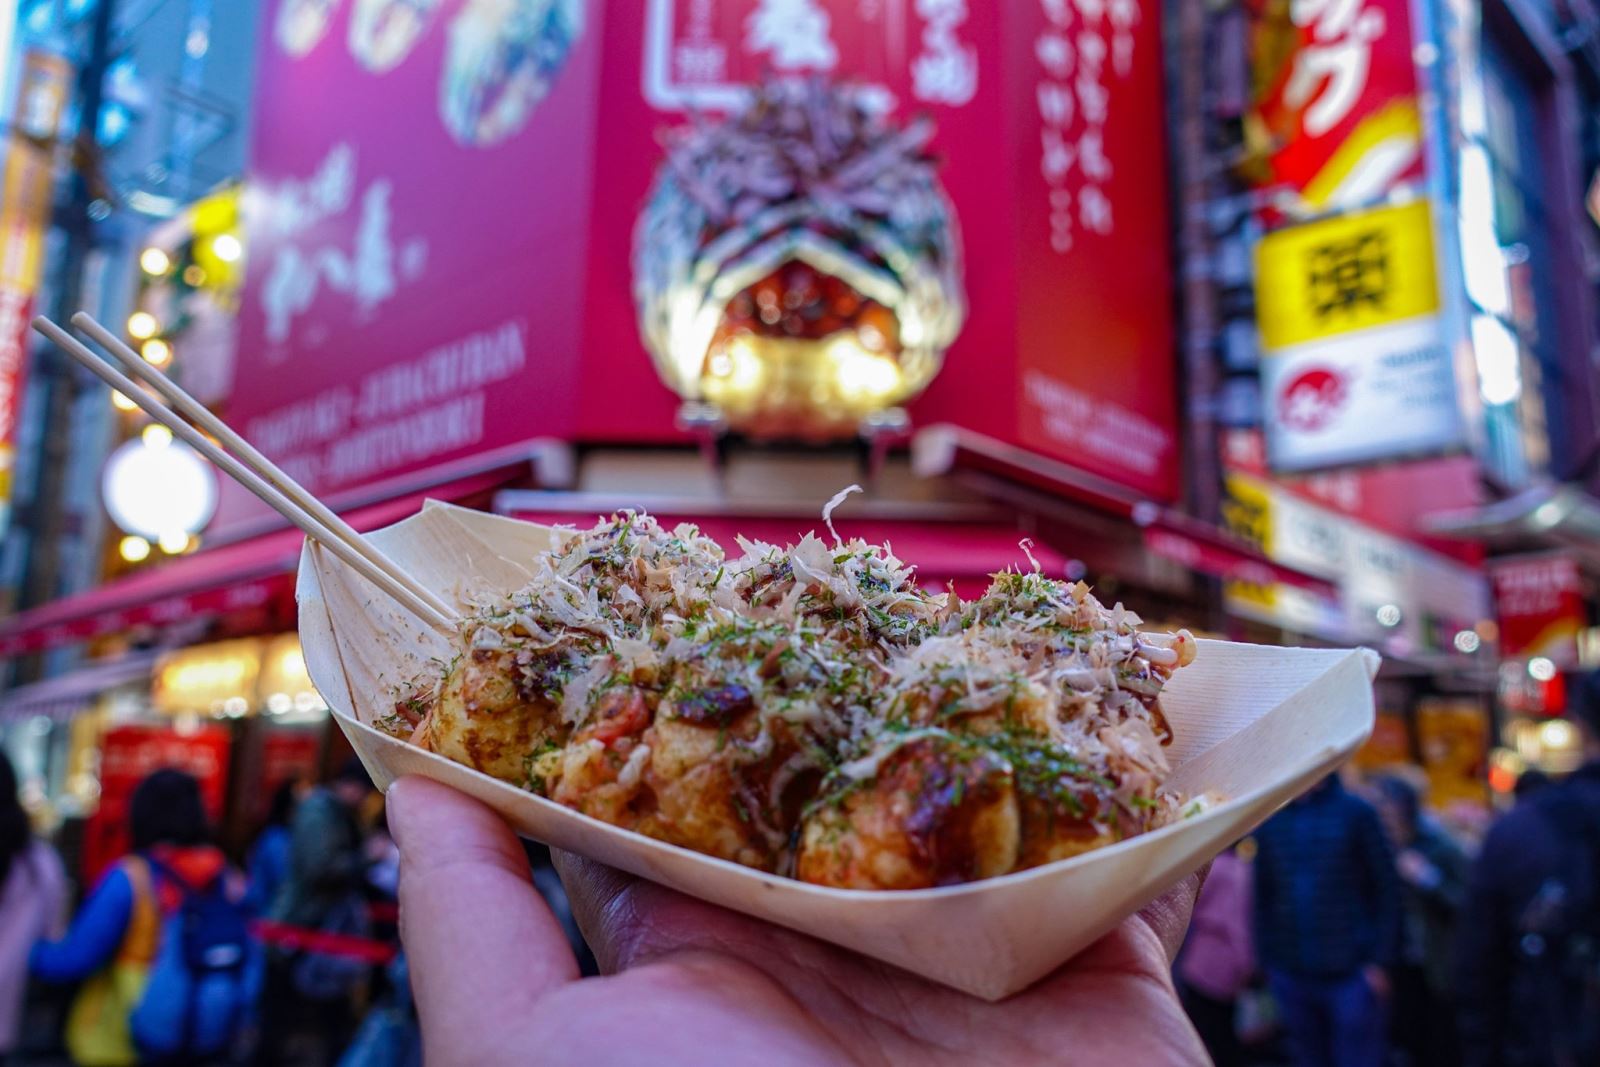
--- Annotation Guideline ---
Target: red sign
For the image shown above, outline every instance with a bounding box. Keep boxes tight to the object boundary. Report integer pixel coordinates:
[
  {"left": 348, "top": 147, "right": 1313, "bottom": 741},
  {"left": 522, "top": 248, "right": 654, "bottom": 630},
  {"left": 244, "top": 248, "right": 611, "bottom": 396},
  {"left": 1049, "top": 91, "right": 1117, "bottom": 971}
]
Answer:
[
  {"left": 254, "top": 726, "right": 322, "bottom": 822},
  {"left": 1491, "top": 553, "right": 1585, "bottom": 665},
  {"left": 1245, "top": 0, "right": 1423, "bottom": 218},
  {"left": 0, "top": 51, "right": 73, "bottom": 530},
  {"left": 236, "top": 1, "right": 1179, "bottom": 526},
  {"left": 80, "top": 723, "right": 232, "bottom": 885}
]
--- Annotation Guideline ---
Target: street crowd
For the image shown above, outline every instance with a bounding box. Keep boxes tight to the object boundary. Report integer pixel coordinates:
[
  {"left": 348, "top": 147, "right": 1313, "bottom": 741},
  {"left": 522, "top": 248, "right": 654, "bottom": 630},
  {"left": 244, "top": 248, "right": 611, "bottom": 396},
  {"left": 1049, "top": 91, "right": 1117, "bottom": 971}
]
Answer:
[
  {"left": 1176, "top": 673, "right": 1600, "bottom": 1067},
  {"left": 0, "top": 678, "right": 1597, "bottom": 1066}
]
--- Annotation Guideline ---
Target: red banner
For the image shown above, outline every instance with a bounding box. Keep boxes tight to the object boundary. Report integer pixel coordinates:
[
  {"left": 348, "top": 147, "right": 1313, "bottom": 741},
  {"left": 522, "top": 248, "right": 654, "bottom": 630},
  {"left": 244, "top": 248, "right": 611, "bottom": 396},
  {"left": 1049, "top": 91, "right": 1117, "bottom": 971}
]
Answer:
[
  {"left": 254, "top": 726, "right": 322, "bottom": 822},
  {"left": 1244, "top": 0, "right": 1424, "bottom": 218},
  {"left": 80, "top": 723, "right": 232, "bottom": 885},
  {"left": 1491, "top": 553, "right": 1585, "bottom": 665},
  {"left": 236, "top": 1, "right": 1179, "bottom": 525}
]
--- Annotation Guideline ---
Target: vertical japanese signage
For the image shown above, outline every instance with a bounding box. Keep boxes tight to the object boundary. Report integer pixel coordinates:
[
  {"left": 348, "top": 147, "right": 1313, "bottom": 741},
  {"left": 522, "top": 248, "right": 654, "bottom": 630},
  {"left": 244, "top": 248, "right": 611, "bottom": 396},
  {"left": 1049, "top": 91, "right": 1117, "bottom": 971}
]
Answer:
[
  {"left": 1255, "top": 199, "right": 1460, "bottom": 470},
  {"left": 1012, "top": 0, "right": 1179, "bottom": 498},
  {"left": 0, "top": 51, "right": 72, "bottom": 532},
  {"left": 1491, "top": 553, "right": 1585, "bottom": 666},
  {"left": 1245, "top": 0, "right": 1425, "bottom": 219}
]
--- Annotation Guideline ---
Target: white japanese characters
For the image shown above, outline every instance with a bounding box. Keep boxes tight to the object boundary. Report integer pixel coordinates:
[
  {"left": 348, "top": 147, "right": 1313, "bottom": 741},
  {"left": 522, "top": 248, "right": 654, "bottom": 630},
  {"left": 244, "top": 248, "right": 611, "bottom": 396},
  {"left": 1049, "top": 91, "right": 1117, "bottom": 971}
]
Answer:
[
  {"left": 745, "top": 0, "right": 839, "bottom": 70},
  {"left": 912, "top": 0, "right": 978, "bottom": 106},
  {"left": 1283, "top": 0, "right": 1386, "bottom": 136},
  {"left": 1035, "top": 0, "right": 1141, "bottom": 251},
  {"left": 258, "top": 144, "right": 426, "bottom": 348}
]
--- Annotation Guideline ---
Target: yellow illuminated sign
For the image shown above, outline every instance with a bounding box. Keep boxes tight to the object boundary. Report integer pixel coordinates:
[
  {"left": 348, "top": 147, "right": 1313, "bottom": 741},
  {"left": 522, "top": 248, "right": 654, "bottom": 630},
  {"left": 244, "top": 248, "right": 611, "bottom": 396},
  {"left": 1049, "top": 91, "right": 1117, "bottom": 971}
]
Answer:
[
  {"left": 1255, "top": 199, "right": 1440, "bottom": 351},
  {"left": 1222, "top": 473, "right": 1276, "bottom": 612},
  {"left": 153, "top": 638, "right": 263, "bottom": 715}
]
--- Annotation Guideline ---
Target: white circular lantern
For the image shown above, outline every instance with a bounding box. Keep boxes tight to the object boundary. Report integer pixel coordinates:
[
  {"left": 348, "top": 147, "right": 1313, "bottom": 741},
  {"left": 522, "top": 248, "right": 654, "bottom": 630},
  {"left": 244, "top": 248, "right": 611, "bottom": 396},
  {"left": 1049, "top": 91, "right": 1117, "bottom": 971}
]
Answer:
[{"left": 102, "top": 435, "right": 218, "bottom": 544}]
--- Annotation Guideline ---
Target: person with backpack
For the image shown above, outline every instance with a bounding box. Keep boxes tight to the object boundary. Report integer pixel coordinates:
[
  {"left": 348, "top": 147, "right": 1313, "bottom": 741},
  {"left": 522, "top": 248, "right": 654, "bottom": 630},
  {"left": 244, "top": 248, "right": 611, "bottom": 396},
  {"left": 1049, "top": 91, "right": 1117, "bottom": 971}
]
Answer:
[
  {"left": 1458, "top": 672, "right": 1600, "bottom": 1067},
  {"left": 31, "top": 769, "right": 257, "bottom": 1066},
  {"left": 0, "top": 752, "right": 67, "bottom": 1065}
]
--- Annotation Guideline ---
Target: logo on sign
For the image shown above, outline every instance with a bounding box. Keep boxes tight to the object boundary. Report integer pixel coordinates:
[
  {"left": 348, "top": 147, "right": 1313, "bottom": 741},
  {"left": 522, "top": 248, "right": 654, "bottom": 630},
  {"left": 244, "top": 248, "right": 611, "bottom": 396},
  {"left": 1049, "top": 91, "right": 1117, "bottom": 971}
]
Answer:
[{"left": 1277, "top": 364, "right": 1347, "bottom": 431}]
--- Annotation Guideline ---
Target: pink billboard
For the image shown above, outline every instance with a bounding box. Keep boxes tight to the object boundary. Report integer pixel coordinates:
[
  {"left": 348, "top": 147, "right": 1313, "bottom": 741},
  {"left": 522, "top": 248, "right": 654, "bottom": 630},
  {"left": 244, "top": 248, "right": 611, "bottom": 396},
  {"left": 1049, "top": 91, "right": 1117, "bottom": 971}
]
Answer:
[{"left": 235, "top": 0, "right": 1180, "bottom": 522}]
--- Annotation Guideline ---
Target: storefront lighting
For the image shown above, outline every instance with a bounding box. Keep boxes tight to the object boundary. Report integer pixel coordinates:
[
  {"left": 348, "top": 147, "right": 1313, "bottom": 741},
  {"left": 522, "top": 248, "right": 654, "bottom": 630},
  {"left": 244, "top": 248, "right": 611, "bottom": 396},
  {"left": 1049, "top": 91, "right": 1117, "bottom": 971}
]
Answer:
[
  {"left": 139, "top": 247, "right": 171, "bottom": 276},
  {"left": 212, "top": 233, "right": 243, "bottom": 263},
  {"left": 140, "top": 338, "right": 173, "bottom": 367},
  {"left": 1528, "top": 656, "right": 1557, "bottom": 682},
  {"left": 1539, "top": 718, "right": 1576, "bottom": 752},
  {"left": 1375, "top": 603, "right": 1402, "bottom": 628},
  {"left": 222, "top": 697, "right": 250, "bottom": 718},
  {"left": 103, "top": 435, "right": 218, "bottom": 543},
  {"left": 157, "top": 529, "right": 191, "bottom": 554},
  {"left": 182, "top": 265, "right": 206, "bottom": 287},
  {"left": 118, "top": 535, "right": 151, "bottom": 562},
  {"left": 127, "top": 311, "right": 159, "bottom": 340},
  {"left": 1452, "top": 629, "right": 1481, "bottom": 654},
  {"left": 111, "top": 390, "right": 139, "bottom": 411},
  {"left": 266, "top": 692, "right": 292, "bottom": 714},
  {"left": 141, "top": 423, "right": 172, "bottom": 448}
]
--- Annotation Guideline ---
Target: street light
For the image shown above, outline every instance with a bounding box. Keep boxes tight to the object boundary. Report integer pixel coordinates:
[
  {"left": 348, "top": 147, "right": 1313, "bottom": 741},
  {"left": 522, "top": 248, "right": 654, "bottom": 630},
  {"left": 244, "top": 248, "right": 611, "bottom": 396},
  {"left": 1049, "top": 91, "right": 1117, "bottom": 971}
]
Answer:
[{"left": 139, "top": 247, "right": 171, "bottom": 275}]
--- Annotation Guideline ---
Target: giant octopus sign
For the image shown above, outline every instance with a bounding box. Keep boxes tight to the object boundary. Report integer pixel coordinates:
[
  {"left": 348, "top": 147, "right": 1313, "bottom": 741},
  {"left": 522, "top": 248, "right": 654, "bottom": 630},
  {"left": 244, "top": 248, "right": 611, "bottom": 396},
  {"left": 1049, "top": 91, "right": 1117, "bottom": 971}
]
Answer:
[
  {"left": 233, "top": 0, "right": 1180, "bottom": 534},
  {"left": 633, "top": 79, "right": 966, "bottom": 438}
]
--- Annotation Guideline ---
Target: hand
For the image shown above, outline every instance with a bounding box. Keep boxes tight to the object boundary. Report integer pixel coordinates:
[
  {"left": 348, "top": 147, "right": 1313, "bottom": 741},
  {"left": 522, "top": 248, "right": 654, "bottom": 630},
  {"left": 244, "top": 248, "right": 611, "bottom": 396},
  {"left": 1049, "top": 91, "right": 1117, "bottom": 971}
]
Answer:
[
  {"left": 1362, "top": 964, "right": 1391, "bottom": 1000},
  {"left": 388, "top": 776, "right": 1208, "bottom": 1066}
]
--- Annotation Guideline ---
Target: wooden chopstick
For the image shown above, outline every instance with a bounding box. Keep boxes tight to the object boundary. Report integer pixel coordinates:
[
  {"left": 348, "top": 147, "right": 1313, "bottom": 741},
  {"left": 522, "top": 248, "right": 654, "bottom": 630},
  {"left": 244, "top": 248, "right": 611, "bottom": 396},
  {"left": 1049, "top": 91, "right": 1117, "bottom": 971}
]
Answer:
[
  {"left": 71, "top": 312, "right": 457, "bottom": 622},
  {"left": 30, "top": 316, "right": 457, "bottom": 634}
]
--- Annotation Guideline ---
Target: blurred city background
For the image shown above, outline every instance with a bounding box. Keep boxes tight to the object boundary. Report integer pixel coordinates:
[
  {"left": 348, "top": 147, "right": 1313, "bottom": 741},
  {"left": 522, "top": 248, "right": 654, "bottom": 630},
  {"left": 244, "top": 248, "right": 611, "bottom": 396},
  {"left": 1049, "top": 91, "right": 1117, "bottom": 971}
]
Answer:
[{"left": 0, "top": 0, "right": 1598, "bottom": 1064}]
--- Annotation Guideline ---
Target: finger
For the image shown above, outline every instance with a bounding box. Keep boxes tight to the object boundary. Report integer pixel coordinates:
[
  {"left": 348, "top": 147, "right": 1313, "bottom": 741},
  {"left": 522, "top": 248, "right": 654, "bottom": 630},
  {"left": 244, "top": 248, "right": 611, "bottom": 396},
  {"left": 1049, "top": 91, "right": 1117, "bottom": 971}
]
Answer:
[
  {"left": 389, "top": 777, "right": 579, "bottom": 1050},
  {"left": 1135, "top": 863, "right": 1209, "bottom": 962},
  {"left": 551, "top": 849, "right": 765, "bottom": 972}
]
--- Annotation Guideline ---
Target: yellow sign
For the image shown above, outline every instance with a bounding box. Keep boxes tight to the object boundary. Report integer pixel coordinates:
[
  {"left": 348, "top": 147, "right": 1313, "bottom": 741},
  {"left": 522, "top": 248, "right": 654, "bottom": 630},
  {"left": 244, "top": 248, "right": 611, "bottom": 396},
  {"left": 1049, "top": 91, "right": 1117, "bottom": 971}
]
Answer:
[
  {"left": 153, "top": 638, "right": 263, "bottom": 715},
  {"left": 1255, "top": 199, "right": 1440, "bottom": 350},
  {"left": 1222, "top": 473, "right": 1276, "bottom": 613}
]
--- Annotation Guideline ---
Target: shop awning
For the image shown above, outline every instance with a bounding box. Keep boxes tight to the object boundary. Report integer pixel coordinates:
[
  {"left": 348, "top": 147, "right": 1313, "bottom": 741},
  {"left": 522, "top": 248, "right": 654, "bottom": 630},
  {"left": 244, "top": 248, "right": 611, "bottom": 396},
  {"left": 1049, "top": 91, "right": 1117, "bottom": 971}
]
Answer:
[
  {"left": 1137, "top": 511, "right": 1340, "bottom": 600},
  {"left": 912, "top": 424, "right": 1340, "bottom": 599},
  {"left": 1423, "top": 482, "right": 1600, "bottom": 566},
  {"left": 0, "top": 470, "right": 512, "bottom": 659},
  {"left": 0, "top": 651, "right": 160, "bottom": 723},
  {"left": 494, "top": 490, "right": 1066, "bottom": 595}
]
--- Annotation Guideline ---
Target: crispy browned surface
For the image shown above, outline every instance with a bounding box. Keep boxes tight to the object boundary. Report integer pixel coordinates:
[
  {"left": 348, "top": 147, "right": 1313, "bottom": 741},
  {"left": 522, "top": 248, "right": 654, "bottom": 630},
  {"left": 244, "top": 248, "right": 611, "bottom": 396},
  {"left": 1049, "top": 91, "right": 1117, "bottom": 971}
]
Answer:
[
  {"left": 429, "top": 648, "right": 569, "bottom": 783},
  {"left": 797, "top": 734, "right": 1020, "bottom": 890}
]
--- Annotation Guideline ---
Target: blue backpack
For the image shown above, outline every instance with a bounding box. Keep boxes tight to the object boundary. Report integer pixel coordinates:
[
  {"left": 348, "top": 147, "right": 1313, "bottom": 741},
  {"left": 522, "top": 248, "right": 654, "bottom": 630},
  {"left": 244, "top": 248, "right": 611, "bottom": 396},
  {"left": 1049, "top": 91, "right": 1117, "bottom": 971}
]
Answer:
[{"left": 128, "top": 857, "right": 254, "bottom": 1061}]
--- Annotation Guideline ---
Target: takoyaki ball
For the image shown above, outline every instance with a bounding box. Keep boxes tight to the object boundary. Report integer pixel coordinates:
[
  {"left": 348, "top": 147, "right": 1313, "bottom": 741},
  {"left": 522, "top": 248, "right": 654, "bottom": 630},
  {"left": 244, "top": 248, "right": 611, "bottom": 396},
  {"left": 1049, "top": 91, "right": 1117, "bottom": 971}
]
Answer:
[
  {"left": 640, "top": 699, "right": 799, "bottom": 871},
  {"left": 547, "top": 687, "right": 654, "bottom": 827},
  {"left": 544, "top": 513, "right": 728, "bottom": 635},
  {"left": 998, "top": 734, "right": 1125, "bottom": 868},
  {"left": 427, "top": 644, "right": 573, "bottom": 785},
  {"left": 797, "top": 731, "right": 1020, "bottom": 890},
  {"left": 732, "top": 534, "right": 951, "bottom": 649},
  {"left": 885, "top": 634, "right": 1057, "bottom": 738}
]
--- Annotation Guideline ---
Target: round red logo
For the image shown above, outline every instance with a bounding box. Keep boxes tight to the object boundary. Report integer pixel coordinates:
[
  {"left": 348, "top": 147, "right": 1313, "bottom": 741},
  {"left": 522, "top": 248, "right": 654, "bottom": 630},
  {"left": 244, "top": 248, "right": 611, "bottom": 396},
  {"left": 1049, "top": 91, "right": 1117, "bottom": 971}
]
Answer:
[{"left": 1277, "top": 366, "right": 1347, "bottom": 432}]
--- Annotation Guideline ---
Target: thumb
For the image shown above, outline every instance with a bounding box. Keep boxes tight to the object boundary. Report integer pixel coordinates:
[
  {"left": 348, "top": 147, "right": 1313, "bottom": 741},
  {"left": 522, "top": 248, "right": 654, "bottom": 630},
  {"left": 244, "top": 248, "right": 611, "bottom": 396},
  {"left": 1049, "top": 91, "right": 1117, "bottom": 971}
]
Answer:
[{"left": 390, "top": 777, "right": 579, "bottom": 1055}]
